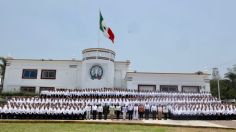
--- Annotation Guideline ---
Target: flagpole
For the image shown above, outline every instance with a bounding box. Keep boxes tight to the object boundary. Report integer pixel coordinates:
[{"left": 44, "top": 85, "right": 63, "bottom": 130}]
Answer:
[
  {"left": 97, "top": 9, "right": 101, "bottom": 59},
  {"left": 97, "top": 9, "right": 101, "bottom": 49}
]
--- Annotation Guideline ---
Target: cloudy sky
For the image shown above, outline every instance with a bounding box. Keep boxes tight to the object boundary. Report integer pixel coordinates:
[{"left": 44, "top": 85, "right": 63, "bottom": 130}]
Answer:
[{"left": 0, "top": 0, "right": 236, "bottom": 76}]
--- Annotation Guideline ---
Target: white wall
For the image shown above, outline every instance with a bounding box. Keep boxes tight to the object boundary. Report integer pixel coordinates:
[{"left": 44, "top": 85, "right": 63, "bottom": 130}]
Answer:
[
  {"left": 126, "top": 73, "right": 211, "bottom": 92},
  {"left": 2, "top": 49, "right": 211, "bottom": 93},
  {"left": 81, "top": 59, "right": 115, "bottom": 89},
  {"left": 114, "top": 61, "right": 130, "bottom": 89},
  {"left": 81, "top": 48, "right": 129, "bottom": 89},
  {"left": 3, "top": 57, "right": 129, "bottom": 92},
  {"left": 3, "top": 59, "right": 82, "bottom": 93}
]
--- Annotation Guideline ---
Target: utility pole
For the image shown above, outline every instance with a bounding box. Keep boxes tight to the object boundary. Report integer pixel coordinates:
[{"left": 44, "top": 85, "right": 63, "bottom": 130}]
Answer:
[{"left": 212, "top": 68, "right": 221, "bottom": 100}]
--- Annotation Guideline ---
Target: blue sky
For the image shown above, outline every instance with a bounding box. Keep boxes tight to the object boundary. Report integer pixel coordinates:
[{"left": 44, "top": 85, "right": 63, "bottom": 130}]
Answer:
[{"left": 0, "top": 0, "right": 236, "bottom": 76}]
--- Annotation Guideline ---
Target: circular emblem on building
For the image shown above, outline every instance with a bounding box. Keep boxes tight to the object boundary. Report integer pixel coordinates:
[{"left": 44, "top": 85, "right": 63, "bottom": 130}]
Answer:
[{"left": 90, "top": 65, "right": 103, "bottom": 80}]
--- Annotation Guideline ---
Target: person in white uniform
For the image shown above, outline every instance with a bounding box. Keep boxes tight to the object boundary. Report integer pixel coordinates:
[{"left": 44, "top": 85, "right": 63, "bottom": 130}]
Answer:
[
  {"left": 122, "top": 105, "right": 127, "bottom": 120},
  {"left": 85, "top": 104, "right": 91, "bottom": 120},
  {"left": 92, "top": 104, "right": 97, "bottom": 120},
  {"left": 97, "top": 104, "right": 103, "bottom": 120}
]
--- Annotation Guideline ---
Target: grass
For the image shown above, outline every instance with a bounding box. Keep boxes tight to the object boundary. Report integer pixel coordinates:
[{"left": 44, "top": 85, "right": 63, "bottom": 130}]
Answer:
[{"left": 0, "top": 123, "right": 234, "bottom": 132}]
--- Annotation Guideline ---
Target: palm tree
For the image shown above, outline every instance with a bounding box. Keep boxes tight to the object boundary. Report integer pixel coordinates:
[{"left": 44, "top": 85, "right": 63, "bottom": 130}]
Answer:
[
  {"left": 225, "top": 72, "right": 236, "bottom": 81},
  {"left": 225, "top": 71, "right": 236, "bottom": 89},
  {"left": 0, "top": 57, "right": 6, "bottom": 85}
]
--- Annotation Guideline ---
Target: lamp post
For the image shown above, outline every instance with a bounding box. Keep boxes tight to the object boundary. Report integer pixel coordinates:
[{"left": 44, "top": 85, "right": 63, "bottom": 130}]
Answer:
[
  {"left": 212, "top": 68, "right": 221, "bottom": 100},
  {"left": 217, "top": 78, "right": 221, "bottom": 100},
  {"left": 0, "top": 70, "right": 2, "bottom": 85}
]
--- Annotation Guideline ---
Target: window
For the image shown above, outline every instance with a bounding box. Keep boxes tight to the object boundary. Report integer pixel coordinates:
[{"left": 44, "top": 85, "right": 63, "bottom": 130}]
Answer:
[
  {"left": 39, "top": 87, "right": 55, "bottom": 93},
  {"left": 127, "top": 77, "right": 133, "bottom": 81},
  {"left": 138, "top": 85, "right": 156, "bottom": 92},
  {"left": 20, "top": 87, "right": 36, "bottom": 93},
  {"left": 22, "top": 69, "right": 37, "bottom": 79},
  {"left": 69, "top": 65, "right": 77, "bottom": 68},
  {"left": 182, "top": 86, "right": 200, "bottom": 93},
  {"left": 41, "top": 70, "right": 56, "bottom": 79},
  {"left": 160, "top": 85, "right": 178, "bottom": 92}
]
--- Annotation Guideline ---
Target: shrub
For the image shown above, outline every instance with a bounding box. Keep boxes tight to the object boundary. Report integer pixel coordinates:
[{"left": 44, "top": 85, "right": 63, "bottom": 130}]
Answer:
[{"left": 0, "top": 92, "right": 38, "bottom": 97}]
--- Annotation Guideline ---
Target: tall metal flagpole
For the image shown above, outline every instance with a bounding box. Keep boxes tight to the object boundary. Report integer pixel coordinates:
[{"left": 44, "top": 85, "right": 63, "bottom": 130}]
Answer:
[
  {"left": 97, "top": 9, "right": 101, "bottom": 59},
  {"left": 97, "top": 9, "right": 101, "bottom": 49}
]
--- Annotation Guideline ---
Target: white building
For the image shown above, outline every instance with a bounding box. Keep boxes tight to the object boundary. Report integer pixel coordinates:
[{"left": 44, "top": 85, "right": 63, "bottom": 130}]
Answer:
[{"left": 2, "top": 48, "right": 210, "bottom": 93}]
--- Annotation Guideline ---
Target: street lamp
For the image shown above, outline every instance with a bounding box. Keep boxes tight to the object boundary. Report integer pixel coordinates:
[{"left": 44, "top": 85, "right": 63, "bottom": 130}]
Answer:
[
  {"left": 212, "top": 68, "right": 221, "bottom": 100},
  {"left": 217, "top": 77, "right": 220, "bottom": 100}
]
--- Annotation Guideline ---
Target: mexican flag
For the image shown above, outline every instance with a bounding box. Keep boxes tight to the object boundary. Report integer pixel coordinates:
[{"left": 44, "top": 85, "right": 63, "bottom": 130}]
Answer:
[{"left": 100, "top": 11, "right": 115, "bottom": 43}]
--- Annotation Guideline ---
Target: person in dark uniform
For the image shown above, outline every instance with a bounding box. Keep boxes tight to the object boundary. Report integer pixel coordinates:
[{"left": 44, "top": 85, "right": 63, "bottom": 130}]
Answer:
[{"left": 103, "top": 104, "right": 109, "bottom": 120}]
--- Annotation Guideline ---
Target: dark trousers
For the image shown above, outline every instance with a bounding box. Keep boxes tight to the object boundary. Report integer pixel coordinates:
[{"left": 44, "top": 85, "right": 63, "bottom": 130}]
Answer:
[
  {"left": 98, "top": 112, "right": 102, "bottom": 119},
  {"left": 92, "top": 110, "right": 97, "bottom": 120},
  {"left": 145, "top": 109, "right": 149, "bottom": 119},
  {"left": 152, "top": 111, "right": 157, "bottom": 120},
  {"left": 139, "top": 112, "right": 144, "bottom": 119},
  {"left": 116, "top": 111, "right": 120, "bottom": 119},
  {"left": 78, "top": 113, "right": 84, "bottom": 120},
  {"left": 163, "top": 112, "right": 168, "bottom": 120},
  {"left": 128, "top": 110, "right": 133, "bottom": 120},
  {"left": 104, "top": 113, "right": 108, "bottom": 120}
]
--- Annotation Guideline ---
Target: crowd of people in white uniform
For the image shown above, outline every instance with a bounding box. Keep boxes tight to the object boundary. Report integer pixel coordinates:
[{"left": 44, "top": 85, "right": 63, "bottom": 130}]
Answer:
[
  {"left": 0, "top": 88, "right": 236, "bottom": 120},
  {"left": 40, "top": 89, "right": 213, "bottom": 98}
]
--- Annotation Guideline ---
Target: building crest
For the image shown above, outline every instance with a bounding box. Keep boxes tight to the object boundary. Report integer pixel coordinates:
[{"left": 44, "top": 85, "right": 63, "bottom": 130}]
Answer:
[{"left": 90, "top": 65, "right": 103, "bottom": 80}]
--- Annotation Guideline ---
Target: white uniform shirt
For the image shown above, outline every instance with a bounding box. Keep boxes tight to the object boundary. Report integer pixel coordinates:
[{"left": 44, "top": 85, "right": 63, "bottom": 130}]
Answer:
[
  {"left": 92, "top": 105, "right": 97, "bottom": 111},
  {"left": 97, "top": 106, "right": 103, "bottom": 112},
  {"left": 151, "top": 105, "right": 157, "bottom": 112}
]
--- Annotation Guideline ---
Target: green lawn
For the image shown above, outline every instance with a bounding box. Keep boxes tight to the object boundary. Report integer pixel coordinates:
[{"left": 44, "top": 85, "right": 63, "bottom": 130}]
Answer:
[
  {"left": 0, "top": 123, "right": 166, "bottom": 132},
  {"left": 0, "top": 123, "right": 234, "bottom": 132}
]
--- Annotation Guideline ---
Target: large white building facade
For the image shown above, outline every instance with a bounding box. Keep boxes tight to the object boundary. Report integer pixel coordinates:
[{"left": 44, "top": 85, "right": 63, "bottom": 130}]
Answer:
[{"left": 2, "top": 48, "right": 210, "bottom": 93}]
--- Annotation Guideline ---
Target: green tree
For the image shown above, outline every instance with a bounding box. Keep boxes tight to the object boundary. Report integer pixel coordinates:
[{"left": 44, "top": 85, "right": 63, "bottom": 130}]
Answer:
[
  {"left": 224, "top": 69, "right": 236, "bottom": 99},
  {"left": 0, "top": 57, "right": 6, "bottom": 85},
  {"left": 210, "top": 67, "right": 236, "bottom": 99},
  {"left": 225, "top": 72, "right": 236, "bottom": 88},
  {"left": 210, "top": 79, "right": 232, "bottom": 99}
]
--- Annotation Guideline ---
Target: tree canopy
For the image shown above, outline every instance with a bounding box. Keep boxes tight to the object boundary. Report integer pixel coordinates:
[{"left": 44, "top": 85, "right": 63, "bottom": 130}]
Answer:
[
  {"left": 0, "top": 57, "right": 6, "bottom": 85},
  {"left": 211, "top": 65, "right": 236, "bottom": 99}
]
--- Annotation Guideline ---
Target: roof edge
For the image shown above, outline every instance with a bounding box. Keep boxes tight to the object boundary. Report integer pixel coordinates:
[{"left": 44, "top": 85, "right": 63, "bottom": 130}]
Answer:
[
  {"left": 126, "top": 71, "right": 210, "bottom": 75},
  {"left": 6, "top": 58, "right": 82, "bottom": 62},
  {"left": 82, "top": 48, "right": 115, "bottom": 55}
]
